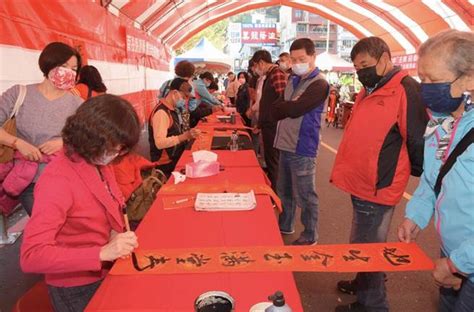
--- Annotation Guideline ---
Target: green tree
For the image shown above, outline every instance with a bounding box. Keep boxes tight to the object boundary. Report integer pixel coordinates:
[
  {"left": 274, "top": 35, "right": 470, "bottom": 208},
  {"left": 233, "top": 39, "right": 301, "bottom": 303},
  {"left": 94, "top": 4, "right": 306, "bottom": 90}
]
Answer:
[
  {"left": 230, "top": 12, "right": 252, "bottom": 23},
  {"left": 177, "top": 20, "right": 229, "bottom": 55}
]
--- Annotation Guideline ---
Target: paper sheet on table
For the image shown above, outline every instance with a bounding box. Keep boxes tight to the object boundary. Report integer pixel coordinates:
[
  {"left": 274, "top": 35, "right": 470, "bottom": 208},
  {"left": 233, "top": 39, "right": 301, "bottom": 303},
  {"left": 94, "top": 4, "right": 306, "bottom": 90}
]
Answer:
[
  {"left": 216, "top": 115, "right": 230, "bottom": 119},
  {"left": 194, "top": 190, "right": 256, "bottom": 211}
]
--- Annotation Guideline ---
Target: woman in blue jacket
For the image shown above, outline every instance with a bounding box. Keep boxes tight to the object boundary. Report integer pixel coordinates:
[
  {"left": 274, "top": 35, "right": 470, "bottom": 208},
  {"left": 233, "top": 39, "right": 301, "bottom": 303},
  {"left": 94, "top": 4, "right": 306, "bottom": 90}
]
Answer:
[{"left": 398, "top": 30, "right": 474, "bottom": 312}]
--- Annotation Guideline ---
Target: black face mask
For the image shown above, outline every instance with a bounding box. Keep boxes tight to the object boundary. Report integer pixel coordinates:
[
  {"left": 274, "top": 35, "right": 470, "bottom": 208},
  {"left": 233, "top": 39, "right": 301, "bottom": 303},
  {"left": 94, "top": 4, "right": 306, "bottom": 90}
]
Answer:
[{"left": 356, "top": 57, "right": 385, "bottom": 89}]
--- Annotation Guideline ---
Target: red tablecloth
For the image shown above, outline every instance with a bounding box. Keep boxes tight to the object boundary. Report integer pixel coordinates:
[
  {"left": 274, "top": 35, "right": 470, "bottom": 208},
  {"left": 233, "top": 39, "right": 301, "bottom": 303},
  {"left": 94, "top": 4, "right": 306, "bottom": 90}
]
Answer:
[
  {"left": 86, "top": 134, "right": 302, "bottom": 312},
  {"left": 175, "top": 150, "right": 260, "bottom": 169},
  {"left": 197, "top": 112, "right": 247, "bottom": 131}
]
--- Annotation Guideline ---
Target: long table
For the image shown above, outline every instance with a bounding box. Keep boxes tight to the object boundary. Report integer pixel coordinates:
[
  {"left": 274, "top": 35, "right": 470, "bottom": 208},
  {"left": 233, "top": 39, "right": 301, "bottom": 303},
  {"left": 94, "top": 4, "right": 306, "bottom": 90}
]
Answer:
[
  {"left": 86, "top": 114, "right": 303, "bottom": 311},
  {"left": 176, "top": 150, "right": 260, "bottom": 169}
]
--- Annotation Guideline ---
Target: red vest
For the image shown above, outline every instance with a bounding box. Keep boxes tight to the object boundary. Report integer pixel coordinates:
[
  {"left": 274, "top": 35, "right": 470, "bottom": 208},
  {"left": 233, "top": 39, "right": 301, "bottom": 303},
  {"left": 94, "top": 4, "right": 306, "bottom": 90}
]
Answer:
[{"left": 330, "top": 70, "right": 411, "bottom": 206}]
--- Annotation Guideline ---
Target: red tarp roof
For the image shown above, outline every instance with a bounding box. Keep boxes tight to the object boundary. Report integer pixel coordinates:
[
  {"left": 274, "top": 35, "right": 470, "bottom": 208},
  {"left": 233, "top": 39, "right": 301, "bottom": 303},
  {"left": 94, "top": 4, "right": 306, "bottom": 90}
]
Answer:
[{"left": 112, "top": 0, "right": 473, "bottom": 55}]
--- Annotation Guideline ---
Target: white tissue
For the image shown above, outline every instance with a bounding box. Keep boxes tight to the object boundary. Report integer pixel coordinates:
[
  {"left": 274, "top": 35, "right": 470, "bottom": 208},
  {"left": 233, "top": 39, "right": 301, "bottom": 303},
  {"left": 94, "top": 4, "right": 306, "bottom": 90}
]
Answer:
[
  {"left": 171, "top": 171, "right": 186, "bottom": 184},
  {"left": 192, "top": 150, "right": 218, "bottom": 163}
]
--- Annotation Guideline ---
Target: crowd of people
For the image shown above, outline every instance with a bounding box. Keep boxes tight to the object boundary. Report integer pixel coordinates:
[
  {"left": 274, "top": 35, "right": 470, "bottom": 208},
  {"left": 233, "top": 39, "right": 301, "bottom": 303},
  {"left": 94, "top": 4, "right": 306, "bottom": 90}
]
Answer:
[{"left": 0, "top": 29, "right": 472, "bottom": 312}]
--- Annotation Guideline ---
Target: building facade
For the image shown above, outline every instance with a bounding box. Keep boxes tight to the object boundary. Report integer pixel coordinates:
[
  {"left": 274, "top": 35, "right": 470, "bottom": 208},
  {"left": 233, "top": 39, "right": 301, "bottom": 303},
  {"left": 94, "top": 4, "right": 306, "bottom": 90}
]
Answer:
[{"left": 280, "top": 7, "right": 357, "bottom": 60}]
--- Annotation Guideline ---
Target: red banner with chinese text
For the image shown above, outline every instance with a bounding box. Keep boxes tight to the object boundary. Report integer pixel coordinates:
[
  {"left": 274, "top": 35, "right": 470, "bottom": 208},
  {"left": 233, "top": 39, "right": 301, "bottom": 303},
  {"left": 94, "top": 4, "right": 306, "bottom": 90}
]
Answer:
[
  {"left": 125, "top": 26, "right": 170, "bottom": 70},
  {"left": 110, "top": 242, "right": 434, "bottom": 275},
  {"left": 392, "top": 53, "right": 418, "bottom": 71},
  {"left": 241, "top": 23, "right": 277, "bottom": 45}
]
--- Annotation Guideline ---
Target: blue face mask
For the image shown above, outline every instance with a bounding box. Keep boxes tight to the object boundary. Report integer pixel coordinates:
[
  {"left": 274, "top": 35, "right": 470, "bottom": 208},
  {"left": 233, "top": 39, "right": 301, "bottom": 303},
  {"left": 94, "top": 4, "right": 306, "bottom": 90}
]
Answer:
[
  {"left": 176, "top": 98, "right": 186, "bottom": 110},
  {"left": 421, "top": 77, "right": 463, "bottom": 113}
]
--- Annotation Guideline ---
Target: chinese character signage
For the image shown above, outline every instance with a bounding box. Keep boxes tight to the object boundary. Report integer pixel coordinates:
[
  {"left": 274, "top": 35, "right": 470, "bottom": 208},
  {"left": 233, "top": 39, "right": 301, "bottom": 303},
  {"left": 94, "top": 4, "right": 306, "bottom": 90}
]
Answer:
[
  {"left": 125, "top": 27, "right": 170, "bottom": 66},
  {"left": 393, "top": 53, "right": 418, "bottom": 70},
  {"left": 110, "top": 242, "right": 434, "bottom": 275},
  {"left": 228, "top": 23, "right": 241, "bottom": 45},
  {"left": 241, "top": 23, "right": 277, "bottom": 45}
]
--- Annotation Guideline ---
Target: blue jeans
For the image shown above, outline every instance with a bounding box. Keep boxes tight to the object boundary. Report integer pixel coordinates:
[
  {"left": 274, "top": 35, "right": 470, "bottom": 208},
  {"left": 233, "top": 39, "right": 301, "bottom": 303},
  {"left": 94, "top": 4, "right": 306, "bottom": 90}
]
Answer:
[
  {"left": 48, "top": 279, "right": 102, "bottom": 312},
  {"left": 19, "top": 183, "right": 35, "bottom": 216},
  {"left": 350, "top": 195, "right": 394, "bottom": 311},
  {"left": 439, "top": 250, "right": 474, "bottom": 312},
  {"left": 277, "top": 151, "right": 319, "bottom": 241}
]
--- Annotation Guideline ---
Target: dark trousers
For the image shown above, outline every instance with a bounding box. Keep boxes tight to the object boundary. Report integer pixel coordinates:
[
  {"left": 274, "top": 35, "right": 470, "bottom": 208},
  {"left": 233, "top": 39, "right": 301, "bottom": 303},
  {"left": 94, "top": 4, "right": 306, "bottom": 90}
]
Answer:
[
  {"left": 19, "top": 183, "right": 35, "bottom": 216},
  {"left": 350, "top": 195, "right": 394, "bottom": 311},
  {"left": 439, "top": 279, "right": 474, "bottom": 312},
  {"left": 48, "top": 279, "right": 102, "bottom": 312},
  {"left": 439, "top": 250, "right": 474, "bottom": 312},
  {"left": 261, "top": 125, "right": 279, "bottom": 190},
  {"left": 157, "top": 162, "right": 177, "bottom": 179}
]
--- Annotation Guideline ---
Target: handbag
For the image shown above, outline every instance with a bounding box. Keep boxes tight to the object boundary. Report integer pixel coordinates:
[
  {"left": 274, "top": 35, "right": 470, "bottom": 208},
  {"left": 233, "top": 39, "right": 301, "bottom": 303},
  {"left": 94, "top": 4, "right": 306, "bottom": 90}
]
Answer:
[
  {"left": 0, "top": 85, "right": 27, "bottom": 163},
  {"left": 126, "top": 167, "right": 167, "bottom": 221}
]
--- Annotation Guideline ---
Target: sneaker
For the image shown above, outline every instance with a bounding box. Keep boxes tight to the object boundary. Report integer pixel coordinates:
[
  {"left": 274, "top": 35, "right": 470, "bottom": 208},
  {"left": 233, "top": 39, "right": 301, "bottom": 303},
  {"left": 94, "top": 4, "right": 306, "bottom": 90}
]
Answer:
[
  {"left": 337, "top": 279, "right": 357, "bottom": 295},
  {"left": 292, "top": 237, "right": 317, "bottom": 245},
  {"left": 280, "top": 229, "right": 295, "bottom": 235},
  {"left": 335, "top": 302, "right": 367, "bottom": 312},
  {"left": 337, "top": 276, "right": 388, "bottom": 296}
]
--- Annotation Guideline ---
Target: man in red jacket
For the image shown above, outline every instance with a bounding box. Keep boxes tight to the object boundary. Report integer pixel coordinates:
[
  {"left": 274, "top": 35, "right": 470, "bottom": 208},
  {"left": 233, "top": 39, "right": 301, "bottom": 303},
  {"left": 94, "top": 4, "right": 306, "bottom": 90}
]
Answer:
[{"left": 331, "top": 37, "right": 428, "bottom": 312}]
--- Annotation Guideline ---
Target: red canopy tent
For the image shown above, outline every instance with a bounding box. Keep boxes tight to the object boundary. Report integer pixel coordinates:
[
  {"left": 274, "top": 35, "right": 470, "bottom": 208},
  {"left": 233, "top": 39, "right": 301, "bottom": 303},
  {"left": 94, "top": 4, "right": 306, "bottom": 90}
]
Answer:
[
  {"left": 0, "top": 0, "right": 472, "bottom": 310},
  {"left": 316, "top": 51, "right": 354, "bottom": 72},
  {"left": 1, "top": 0, "right": 471, "bottom": 120},
  {"left": 174, "top": 37, "right": 233, "bottom": 74}
]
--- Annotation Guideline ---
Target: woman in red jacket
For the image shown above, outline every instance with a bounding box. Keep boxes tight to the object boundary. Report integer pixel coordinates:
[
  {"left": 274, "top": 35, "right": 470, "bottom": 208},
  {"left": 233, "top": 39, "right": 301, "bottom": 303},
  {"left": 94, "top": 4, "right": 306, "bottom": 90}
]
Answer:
[{"left": 20, "top": 94, "right": 140, "bottom": 311}]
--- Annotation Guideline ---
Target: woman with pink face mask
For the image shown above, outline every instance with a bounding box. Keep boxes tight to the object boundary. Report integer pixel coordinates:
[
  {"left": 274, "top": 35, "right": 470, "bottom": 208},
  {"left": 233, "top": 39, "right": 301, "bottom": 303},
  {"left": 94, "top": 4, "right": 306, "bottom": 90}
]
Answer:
[
  {"left": 21, "top": 94, "right": 141, "bottom": 311},
  {"left": 0, "top": 42, "right": 83, "bottom": 215}
]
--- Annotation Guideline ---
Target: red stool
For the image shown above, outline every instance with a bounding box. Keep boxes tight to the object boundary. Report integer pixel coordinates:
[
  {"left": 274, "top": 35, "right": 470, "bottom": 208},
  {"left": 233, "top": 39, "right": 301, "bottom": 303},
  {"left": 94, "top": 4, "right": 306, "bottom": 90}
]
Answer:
[{"left": 12, "top": 280, "right": 53, "bottom": 312}]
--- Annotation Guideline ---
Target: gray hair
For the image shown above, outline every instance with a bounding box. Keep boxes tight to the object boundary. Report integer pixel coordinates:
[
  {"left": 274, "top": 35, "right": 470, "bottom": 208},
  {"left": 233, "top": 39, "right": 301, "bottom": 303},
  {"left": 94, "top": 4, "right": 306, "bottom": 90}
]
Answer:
[{"left": 418, "top": 29, "right": 474, "bottom": 77}]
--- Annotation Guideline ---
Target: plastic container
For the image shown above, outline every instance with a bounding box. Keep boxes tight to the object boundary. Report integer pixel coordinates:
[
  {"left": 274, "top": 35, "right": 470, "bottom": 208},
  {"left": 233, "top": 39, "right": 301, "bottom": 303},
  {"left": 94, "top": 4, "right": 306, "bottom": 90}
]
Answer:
[
  {"left": 230, "top": 130, "right": 239, "bottom": 152},
  {"left": 264, "top": 291, "right": 292, "bottom": 312},
  {"left": 194, "top": 290, "right": 234, "bottom": 312}
]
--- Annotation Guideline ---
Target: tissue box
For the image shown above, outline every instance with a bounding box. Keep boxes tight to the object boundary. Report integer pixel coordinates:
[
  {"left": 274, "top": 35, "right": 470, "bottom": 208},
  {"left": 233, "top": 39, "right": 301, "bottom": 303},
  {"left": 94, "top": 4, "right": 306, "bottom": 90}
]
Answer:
[
  {"left": 224, "top": 107, "right": 237, "bottom": 113},
  {"left": 192, "top": 150, "right": 218, "bottom": 163},
  {"left": 186, "top": 160, "right": 220, "bottom": 178}
]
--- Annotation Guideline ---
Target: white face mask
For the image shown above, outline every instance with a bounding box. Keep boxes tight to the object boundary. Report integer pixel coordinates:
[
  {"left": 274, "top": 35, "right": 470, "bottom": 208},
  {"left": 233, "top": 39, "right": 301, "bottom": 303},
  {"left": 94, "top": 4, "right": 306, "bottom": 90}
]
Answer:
[
  {"left": 279, "top": 62, "right": 288, "bottom": 71},
  {"left": 93, "top": 151, "right": 119, "bottom": 166},
  {"left": 293, "top": 63, "right": 310, "bottom": 76}
]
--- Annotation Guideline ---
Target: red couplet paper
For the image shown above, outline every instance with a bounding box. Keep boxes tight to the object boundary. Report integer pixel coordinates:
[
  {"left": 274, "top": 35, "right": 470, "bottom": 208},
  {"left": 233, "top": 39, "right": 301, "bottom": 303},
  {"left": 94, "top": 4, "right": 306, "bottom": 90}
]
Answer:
[{"left": 110, "top": 242, "right": 434, "bottom": 275}]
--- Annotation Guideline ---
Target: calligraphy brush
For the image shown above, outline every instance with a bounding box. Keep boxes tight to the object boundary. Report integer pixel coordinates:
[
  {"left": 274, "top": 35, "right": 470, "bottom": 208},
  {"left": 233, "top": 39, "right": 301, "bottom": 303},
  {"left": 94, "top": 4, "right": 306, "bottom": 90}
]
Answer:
[
  {"left": 122, "top": 206, "right": 131, "bottom": 232},
  {"left": 122, "top": 206, "right": 142, "bottom": 271}
]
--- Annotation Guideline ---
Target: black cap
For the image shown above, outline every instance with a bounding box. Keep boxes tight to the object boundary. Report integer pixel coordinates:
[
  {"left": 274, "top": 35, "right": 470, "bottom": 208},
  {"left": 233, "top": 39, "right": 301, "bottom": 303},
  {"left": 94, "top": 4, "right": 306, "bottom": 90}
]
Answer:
[{"left": 268, "top": 291, "right": 285, "bottom": 307}]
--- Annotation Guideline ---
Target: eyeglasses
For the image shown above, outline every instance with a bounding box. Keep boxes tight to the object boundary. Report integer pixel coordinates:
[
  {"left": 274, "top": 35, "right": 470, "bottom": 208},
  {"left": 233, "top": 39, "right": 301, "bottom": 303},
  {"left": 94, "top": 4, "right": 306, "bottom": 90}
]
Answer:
[{"left": 107, "top": 146, "right": 129, "bottom": 157}]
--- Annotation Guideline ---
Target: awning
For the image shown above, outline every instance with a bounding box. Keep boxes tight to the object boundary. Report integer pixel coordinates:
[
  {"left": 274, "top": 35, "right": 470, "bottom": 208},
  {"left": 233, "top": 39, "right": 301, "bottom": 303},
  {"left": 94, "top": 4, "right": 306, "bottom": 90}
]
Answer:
[
  {"left": 316, "top": 52, "right": 354, "bottom": 72},
  {"left": 111, "top": 0, "right": 473, "bottom": 55},
  {"left": 174, "top": 37, "right": 233, "bottom": 74}
]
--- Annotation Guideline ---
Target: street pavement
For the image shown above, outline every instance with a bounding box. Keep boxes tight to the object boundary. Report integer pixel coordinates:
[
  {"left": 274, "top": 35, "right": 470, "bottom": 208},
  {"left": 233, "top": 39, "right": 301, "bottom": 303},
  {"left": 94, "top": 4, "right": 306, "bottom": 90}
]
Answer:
[{"left": 283, "top": 124, "right": 439, "bottom": 312}]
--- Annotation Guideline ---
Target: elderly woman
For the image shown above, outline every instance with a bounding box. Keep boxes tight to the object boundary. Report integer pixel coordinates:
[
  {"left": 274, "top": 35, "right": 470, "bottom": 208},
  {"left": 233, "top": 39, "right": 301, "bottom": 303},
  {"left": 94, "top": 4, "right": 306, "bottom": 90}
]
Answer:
[
  {"left": 398, "top": 30, "right": 473, "bottom": 311},
  {"left": 21, "top": 94, "right": 140, "bottom": 311},
  {"left": 0, "top": 42, "right": 83, "bottom": 215}
]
